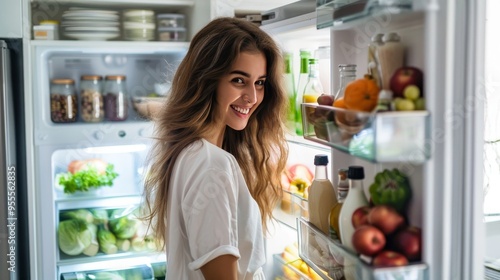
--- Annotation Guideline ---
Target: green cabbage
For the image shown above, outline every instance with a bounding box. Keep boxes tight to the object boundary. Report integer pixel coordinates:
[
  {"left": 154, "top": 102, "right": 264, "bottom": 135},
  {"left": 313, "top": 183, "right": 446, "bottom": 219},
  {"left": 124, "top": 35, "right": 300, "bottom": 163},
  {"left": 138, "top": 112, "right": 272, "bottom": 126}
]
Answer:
[
  {"left": 58, "top": 219, "right": 92, "bottom": 256},
  {"left": 109, "top": 209, "right": 138, "bottom": 239}
]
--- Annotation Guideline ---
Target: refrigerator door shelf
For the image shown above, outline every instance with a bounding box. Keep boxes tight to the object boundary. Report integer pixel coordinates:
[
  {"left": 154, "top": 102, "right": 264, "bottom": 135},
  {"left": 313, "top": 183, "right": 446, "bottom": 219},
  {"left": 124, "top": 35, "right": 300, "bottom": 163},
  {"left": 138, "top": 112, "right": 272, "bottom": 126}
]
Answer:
[
  {"left": 297, "top": 218, "right": 428, "bottom": 280},
  {"left": 316, "top": 0, "right": 420, "bottom": 30},
  {"left": 301, "top": 104, "right": 430, "bottom": 163}
]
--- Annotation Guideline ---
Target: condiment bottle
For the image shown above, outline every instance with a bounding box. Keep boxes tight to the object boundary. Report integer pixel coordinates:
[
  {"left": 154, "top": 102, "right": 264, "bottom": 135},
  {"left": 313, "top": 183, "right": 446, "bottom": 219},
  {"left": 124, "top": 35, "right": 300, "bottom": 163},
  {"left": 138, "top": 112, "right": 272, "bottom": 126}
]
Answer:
[
  {"left": 295, "top": 49, "right": 311, "bottom": 136},
  {"left": 329, "top": 168, "right": 349, "bottom": 241},
  {"left": 338, "top": 166, "right": 369, "bottom": 252},
  {"left": 50, "top": 79, "right": 77, "bottom": 123},
  {"left": 367, "top": 33, "right": 383, "bottom": 88},
  {"left": 80, "top": 75, "right": 104, "bottom": 122},
  {"left": 283, "top": 52, "right": 296, "bottom": 134},
  {"left": 104, "top": 75, "right": 128, "bottom": 121},
  {"left": 334, "top": 64, "right": 356, "bottom": 101},
  {"left": 378, "top": 32, "right": 405, "bottom": 90},
  {"left": 307, "top": 154, "right": 338, "bottom": 235}
]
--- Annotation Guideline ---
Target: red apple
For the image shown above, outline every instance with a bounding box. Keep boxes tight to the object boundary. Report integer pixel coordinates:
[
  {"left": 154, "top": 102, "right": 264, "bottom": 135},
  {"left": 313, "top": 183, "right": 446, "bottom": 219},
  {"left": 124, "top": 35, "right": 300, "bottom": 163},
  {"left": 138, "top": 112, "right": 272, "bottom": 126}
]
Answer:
[
  {"left": 367, "top": 205, "right": 406, "bottom": 235},
  {"left": 372, "top": 250, "right": 409, "bottom": 267},
  {"left": 352, "top": 225, "right": 386, "bottom": 256},
  {"left": 351, "top": 206, "right": 371, "bottom": 229},
  {"left": 392, "top": 226, "right": 422, "bottom": 261},
  {"left": 389, "top": 66, "right": 423, "bottom": 98}
]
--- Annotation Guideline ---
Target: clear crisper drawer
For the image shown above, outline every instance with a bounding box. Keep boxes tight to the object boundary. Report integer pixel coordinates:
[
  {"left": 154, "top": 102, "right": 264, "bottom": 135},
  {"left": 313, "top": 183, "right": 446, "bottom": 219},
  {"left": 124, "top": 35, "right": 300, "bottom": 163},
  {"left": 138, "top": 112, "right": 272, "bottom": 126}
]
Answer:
[
  {"left": 301, "top": 104, "right": 430, "bottom": 163},
  {"left": 52, "top": 144, "right": 148, "bottom": 199},
  {"left": 297, "top": 218, "right": 428, "bottom": 280},
  {"left": 57, "top": 205, "right": 159, "bottom": 262},
  {"left": 60, "top": 263, "right": 155, "bottom": 280}
]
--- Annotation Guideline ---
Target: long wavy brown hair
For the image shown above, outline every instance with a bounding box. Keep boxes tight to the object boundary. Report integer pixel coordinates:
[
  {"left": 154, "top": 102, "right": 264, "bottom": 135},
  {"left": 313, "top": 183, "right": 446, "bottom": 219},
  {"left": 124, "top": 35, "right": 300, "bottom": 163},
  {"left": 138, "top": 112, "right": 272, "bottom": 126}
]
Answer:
[{"left": 143, "top": 17, "right": 289, "bottom": 249}]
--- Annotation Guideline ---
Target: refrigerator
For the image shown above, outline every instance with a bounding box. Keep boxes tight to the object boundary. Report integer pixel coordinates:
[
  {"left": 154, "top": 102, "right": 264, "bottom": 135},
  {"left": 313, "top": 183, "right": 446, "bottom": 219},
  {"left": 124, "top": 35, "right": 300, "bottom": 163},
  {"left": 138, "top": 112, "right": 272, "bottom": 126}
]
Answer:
[
  {"left": 259, "top": 0, "right": 487, "bottom": 279},
  {"left": 21, "top": 1, "right": 214, "bottom": 279}
]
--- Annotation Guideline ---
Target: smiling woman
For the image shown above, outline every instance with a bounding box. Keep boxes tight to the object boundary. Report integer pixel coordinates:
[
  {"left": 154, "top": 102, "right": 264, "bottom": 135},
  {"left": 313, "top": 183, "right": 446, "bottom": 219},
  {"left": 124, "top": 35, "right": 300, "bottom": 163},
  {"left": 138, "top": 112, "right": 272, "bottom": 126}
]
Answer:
[{"left": 142, "top": 17, "right": 289, "bottom": 280}]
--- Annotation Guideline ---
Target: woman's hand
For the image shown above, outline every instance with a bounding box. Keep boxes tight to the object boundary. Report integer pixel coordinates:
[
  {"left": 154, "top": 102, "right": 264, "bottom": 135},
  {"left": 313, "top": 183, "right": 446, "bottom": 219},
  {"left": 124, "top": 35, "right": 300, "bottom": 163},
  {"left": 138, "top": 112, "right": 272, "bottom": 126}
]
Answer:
[{"left": 201, "top": 254, "right": 238, "bottom": 280}]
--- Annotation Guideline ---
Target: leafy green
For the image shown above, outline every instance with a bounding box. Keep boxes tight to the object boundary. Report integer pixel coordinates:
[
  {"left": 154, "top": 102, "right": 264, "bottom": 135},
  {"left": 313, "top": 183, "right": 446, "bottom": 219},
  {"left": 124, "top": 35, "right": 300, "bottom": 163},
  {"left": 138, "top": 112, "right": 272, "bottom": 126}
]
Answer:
[
  {"left": 58, "top": 164, "right": 118, "bottom": 194},
  {"left": 58, "top": 219, "right": 92, "bottom": 256},
  {"left": 60, "top": 209, "right": 94, "bottom": 224}
]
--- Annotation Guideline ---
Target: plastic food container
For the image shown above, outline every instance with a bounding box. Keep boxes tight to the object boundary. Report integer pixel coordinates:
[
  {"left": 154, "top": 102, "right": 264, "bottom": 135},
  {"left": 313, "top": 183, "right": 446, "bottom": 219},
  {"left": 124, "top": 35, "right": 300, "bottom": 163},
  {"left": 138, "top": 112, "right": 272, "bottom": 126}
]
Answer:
[
  {"left": 34, "top": 20, "right": 59, "bottom": 40},
  {"left": 156, "top": 13, "right": 185, "bottom": 28},
  {"left": 123, "top": 9, "right": 155, "bottom": 23},
  {"left": 157, "top": 27, "right": 186, "bottom": 42}
]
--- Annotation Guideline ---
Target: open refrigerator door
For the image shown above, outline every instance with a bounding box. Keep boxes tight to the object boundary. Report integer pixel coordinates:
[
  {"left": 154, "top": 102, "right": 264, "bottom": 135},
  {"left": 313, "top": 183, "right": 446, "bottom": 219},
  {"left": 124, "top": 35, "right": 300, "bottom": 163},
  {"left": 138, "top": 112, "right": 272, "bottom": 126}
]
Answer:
[{"left": 261, "top": 0, "right": 487, "bottom": 279}]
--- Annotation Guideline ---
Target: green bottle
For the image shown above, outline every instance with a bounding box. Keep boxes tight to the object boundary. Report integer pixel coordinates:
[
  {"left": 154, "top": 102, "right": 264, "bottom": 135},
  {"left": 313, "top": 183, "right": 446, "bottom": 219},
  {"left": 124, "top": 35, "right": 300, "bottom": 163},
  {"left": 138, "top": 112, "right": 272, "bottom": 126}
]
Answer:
[
  {"left": 284, "top": 52, "right": 296, "bottom": 135},
  {"left": 295, "top": 49, "right": 311, "bottom": 136}
]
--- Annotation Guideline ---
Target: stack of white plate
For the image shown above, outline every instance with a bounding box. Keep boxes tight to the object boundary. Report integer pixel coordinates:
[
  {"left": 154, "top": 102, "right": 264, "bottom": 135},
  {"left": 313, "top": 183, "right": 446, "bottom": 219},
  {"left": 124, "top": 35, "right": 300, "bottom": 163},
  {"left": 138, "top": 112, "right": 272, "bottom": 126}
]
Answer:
[{"left": 61, "top": 8, "right": 120, "bottom": 41}]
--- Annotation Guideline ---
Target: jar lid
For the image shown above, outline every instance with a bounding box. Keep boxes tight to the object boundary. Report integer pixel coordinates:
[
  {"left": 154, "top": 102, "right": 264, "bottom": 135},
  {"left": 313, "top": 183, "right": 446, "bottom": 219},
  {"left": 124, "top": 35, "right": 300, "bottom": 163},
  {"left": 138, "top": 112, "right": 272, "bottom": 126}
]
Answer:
[
  {"left": 105, "top": 75, "right": 126, "bottom": 80},
  {"left": 81, "top": 75, "right": 103, "bottom": 81},
  {"left": 51, "top": 79, "right": 74, "bottom": 85},
  {"left": 158, "top": 27, "right": 186, "bottom": 31},
  {"left": 157, "top": 13, "right": 185, "bottom": 19},
  {"left": 40, "top": 20, "right": 59, "bottom": 25}
]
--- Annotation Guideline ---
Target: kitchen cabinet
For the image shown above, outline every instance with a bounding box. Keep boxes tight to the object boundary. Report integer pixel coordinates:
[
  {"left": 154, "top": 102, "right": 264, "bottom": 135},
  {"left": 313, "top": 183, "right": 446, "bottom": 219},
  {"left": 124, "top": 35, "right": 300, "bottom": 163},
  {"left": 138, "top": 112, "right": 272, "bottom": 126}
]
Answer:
[{"left": 0, "top": 0, "right": 23, "bottom": 38}]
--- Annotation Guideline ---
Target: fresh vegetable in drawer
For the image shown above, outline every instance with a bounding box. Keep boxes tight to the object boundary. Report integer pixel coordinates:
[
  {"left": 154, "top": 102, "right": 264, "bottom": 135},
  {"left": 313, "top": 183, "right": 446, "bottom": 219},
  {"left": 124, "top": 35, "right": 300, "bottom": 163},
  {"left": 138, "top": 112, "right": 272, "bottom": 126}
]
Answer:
[{"left": 57, "top": 158, "right": 119, "bottom": 194}]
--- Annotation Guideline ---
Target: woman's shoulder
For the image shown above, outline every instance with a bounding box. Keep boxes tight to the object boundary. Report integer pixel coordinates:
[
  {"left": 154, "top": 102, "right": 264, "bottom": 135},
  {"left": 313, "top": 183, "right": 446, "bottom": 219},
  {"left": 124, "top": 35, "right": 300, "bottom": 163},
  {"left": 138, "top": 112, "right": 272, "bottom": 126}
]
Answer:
[{"left": 178, "top": 139, "right": 237, "bottom": 171}]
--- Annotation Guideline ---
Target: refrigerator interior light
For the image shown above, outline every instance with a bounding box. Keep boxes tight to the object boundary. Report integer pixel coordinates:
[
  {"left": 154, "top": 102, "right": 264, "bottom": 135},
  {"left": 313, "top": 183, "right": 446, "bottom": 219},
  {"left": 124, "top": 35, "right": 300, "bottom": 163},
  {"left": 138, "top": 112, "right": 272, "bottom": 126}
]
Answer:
[{"left": 84, "top": 144, "right": 148, "bottom": 154}]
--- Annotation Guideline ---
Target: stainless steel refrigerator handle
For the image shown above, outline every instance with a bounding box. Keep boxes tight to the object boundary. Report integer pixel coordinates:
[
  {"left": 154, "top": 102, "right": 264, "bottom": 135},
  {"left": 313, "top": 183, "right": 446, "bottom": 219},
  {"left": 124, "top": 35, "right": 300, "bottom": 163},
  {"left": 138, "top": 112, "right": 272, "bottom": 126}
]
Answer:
[{"left": 0, "top": 40, "right": 18, "bottom": 280}]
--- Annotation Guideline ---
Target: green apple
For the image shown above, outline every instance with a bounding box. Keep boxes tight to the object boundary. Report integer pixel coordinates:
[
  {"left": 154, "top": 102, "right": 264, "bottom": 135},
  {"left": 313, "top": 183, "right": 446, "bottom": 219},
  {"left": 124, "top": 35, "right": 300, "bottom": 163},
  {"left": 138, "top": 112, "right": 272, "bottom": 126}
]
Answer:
[
  {"left": 403, "top": 85, "right": 420, "bottom": 101},
  {"left": 396, "top": 99, "right": 415, "bottom": 111},
  {"left": 414, "top": 97, "right": 426, "bottom": 110}
]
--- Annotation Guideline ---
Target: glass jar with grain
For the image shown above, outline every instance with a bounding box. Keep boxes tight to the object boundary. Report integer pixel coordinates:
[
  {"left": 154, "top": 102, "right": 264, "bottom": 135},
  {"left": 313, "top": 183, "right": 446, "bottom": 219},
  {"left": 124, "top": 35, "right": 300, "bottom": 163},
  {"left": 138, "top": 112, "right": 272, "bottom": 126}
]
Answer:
[
  {"left": 80, "top": 75, "right": 104, "bottom": 122},
  {"left": 104, "top": 75, "right": 128, "bottom": 121},
  {"left": 50, "top": 79, "right": 77, "bottom": 123}
]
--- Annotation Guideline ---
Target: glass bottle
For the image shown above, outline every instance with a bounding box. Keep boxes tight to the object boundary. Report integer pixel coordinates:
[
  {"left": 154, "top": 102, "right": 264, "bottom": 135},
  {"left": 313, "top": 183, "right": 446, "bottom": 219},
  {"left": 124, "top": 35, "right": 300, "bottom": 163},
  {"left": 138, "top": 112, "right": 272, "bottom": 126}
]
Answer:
[
  {"left": 367, "top": 33, "right": 383, "bottom": 88},
  {"left": 334, "top": 64, "right": 357, "bottom": 101},
  {"left": 329, "top": 168, "right": 349, "bottom": 241},
  {"left": 307, "top": 154, "right": 338, "bottom": 235},
  {"left": 378, "top": 32, "right": 405, "bottom": 90},
  {"left": 302, "top": 58, "right": 324, "bottom": 103},
  {"left": 50, "top": 78, "right": 77, "bottom": 123},
  {"left": 302, "top": 58, "right": 324, "bottom": 135},
  {"left": 283, "top": 52, "right": 296, "bottom": 135},
  {"left": 80, "top": 75, "right": 104, "bottom": 123},
  {"left": 338, "top": 166, "right": 369, "bottom": 253},
  {"left": 295, "top": 49, "right": 311, "bottom": 136},
  {"left": 104, "top": 75, "right": 128, "bottom": 121}
]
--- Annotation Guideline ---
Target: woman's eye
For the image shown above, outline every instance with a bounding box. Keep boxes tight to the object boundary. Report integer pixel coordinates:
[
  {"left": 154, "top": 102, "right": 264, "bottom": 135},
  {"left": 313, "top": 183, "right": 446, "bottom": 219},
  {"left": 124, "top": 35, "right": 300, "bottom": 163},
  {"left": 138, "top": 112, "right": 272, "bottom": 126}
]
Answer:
[
  {"left": 256, "top": 80, "right": 265, "bottom": 87},
  {"left": 232, "top": 78, "right": 244, "bottom": 84}
]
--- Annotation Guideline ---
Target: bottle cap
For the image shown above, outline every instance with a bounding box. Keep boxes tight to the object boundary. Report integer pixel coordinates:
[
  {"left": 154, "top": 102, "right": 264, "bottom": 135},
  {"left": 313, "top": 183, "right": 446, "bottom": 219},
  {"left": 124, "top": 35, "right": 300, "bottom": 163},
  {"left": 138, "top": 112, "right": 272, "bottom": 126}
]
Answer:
[
  {"left": 347, "top": 166, "right": 364, "bottom": 179},
  {"left": 382, "top": 32, "right": 400, "bottom": 43},
  {"left": 371, "top": 33, "right": 383, "bottom": 42},
  {"left": 314, "top": 154, "right": 329, "bottom": 166}
]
